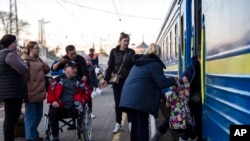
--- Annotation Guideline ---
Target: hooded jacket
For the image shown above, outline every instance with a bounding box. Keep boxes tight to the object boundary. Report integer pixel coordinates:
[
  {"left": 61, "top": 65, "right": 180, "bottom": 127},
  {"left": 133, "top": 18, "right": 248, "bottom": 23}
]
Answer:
[
  {"left": 47, "top": 75, "right": 91, "bottom": 108},
  {"left": 119, "top": 54, "right": 176, "bottom": 117},
  {"left": 22, "top": 54, "right": 50, "bottom": 102},
  {"left": 179, "top": 55, "right": 201, "bottom": 94}
]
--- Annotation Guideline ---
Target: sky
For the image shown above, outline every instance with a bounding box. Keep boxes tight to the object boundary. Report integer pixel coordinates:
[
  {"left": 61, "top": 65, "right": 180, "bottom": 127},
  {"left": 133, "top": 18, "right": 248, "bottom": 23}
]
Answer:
[{"left": 0, "top": 0, "right": 171, "bottom": 55}]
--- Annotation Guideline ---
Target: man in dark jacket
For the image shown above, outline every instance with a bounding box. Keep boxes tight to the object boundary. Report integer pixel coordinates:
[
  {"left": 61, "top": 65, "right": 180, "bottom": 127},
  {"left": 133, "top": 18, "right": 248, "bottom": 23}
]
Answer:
[
  {"left": 88, "top": 48, "right": 99, "bottom": 67},
  {"left": 51, "top": 45, "right": 89, "bottom": 129},
  {"left": 51, "top": 45, "right": 88, "bottom": 81}
]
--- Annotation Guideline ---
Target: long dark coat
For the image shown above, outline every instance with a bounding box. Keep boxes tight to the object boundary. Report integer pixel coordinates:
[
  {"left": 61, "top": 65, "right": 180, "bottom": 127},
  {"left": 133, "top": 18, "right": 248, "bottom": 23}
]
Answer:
[{"left": 119, "top": 54, "right": 176, "bottom": 117}]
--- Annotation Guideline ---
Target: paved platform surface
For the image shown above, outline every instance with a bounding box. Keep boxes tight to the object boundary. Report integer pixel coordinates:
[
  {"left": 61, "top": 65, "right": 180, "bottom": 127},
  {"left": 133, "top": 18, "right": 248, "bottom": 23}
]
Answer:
[{"left": 0, "top": 87, "right": 175, "bottom": 141}]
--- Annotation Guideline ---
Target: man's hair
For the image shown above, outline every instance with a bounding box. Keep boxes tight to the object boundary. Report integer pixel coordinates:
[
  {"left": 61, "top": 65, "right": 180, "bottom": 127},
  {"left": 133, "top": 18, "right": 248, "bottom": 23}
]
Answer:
[{"left": 65, "top": 45, "right": 75, "bottom": 53}]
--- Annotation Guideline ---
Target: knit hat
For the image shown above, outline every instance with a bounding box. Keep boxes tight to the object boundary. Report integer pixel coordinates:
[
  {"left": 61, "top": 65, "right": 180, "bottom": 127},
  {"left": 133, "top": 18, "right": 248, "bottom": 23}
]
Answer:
[{"left": 0, "top": 34, "right": 16, "bottom": 48}]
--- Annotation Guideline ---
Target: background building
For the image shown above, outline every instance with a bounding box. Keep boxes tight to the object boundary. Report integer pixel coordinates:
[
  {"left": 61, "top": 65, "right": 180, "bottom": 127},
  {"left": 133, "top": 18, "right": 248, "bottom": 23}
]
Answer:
[{"left": 134, "top": 41, "right": 148, "bottom": 54}]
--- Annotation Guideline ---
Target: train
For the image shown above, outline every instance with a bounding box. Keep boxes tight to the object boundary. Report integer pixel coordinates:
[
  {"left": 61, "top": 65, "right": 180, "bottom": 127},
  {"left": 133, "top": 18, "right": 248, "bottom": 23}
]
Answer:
[{"left": 155, "top": 0, "right": 250, "bottom": 140}]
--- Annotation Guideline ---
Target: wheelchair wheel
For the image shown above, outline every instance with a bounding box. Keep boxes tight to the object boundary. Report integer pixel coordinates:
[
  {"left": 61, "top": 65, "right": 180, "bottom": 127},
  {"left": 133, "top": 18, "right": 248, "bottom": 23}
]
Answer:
[
  {"left": 82, "top": 104, "right": 92, "bottom": 141},
  {"left": 44, "top": 113, "right": 52, "bottom": 141}
]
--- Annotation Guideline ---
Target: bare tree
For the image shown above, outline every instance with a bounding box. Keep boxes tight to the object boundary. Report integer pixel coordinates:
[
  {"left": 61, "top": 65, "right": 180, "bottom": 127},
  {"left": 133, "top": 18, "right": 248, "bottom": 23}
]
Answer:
[
  {"left": 0, "top": 11, "right": 9, "bottom": 33},
  {"left": 0, "top": 11, "right": 29, "bottom": 35}
]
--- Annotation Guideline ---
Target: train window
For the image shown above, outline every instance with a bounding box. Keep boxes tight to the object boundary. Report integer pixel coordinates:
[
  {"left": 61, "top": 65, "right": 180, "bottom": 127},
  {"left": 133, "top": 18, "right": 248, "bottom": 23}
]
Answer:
[
  {"left": 162, "top": 40, "right": 166, "bottom": 63},
  {"left": 175, "top": 24, "right": 178, "bottom": 60},
  {"left": 172, "top": 30, "right": 175, "bottom": 62},
  {"left": 170, "top": 31, "right": 172, "bottom": 63},
  {"left": 160, "top": 42, "right": 163, "bottom": 60},
  {"left": 180, "top": 15, "right": 184, "bottom": 56},
  {"left": 166, "top": 36, "right": 169, "bottom": 63},
  {"left": 164, "top": 39, "right": 168, "bottom": 64}
]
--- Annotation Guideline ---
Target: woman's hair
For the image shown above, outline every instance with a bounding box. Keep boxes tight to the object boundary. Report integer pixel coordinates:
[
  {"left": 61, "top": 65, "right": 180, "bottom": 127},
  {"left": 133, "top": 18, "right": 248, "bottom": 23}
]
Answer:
[
  {"left": 118, "top": 32, "right": 130, "bottom": 42},
  {"left": 0, "top": 34, "right": 16, "bottom": 50},
  {"left": 26, "top": 41, "right": 38, "bottom": 54},
  {"left": 144, "top": 43, "right": 161, "bottom": 57}
]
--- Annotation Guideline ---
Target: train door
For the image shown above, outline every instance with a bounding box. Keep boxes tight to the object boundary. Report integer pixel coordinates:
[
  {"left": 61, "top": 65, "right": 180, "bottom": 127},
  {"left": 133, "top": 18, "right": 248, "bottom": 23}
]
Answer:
[
  {"left": 183, "top": 0, "right": 202, "bottom": 66},
  {"left": 178, "top": 14, "right": 184, "bottom": 75}
]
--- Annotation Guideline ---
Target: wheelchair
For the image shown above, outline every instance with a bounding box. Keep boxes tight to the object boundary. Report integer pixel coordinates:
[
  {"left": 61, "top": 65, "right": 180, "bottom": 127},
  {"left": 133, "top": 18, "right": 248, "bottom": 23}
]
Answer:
[{"left": 44, "top": 103, "right": 92, "bottom": 141}]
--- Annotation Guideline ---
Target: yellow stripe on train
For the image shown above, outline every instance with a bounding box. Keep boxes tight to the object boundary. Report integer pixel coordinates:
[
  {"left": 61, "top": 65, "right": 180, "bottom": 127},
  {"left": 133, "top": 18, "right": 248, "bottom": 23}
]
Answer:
[
  {"left": 206, "top": 53, "right": 250, "bottom": 74},
  {"left": 164, "top": 64, "right": 178, "bottom": 71}
]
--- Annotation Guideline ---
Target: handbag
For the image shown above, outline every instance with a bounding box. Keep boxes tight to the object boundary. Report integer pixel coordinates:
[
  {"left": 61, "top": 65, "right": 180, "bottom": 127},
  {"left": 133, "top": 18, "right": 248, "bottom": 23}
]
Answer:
[
  {"left": 109, "top": 52, "right": 127, "bottom": 84},
  {"left": 190, "top": 91, "right": 201, "bottom": 103},
  {"left": 109, "top": 73, "right": 121, "bottom": 84}
]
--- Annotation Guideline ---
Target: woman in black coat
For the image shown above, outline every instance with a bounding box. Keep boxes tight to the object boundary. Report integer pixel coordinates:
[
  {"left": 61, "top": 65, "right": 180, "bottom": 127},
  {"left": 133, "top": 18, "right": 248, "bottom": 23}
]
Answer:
[
  {"left": 102, "top": 32, "right": 135, "bottom": 133},
  {"left": 119, "top": 43, "right": 177, "bottom": 141}
]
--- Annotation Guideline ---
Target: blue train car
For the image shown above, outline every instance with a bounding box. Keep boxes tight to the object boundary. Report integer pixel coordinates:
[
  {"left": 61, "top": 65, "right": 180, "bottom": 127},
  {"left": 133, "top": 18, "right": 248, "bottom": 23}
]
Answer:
[{"left": 156, "top": 0, "right": 250, "bottom": 140}]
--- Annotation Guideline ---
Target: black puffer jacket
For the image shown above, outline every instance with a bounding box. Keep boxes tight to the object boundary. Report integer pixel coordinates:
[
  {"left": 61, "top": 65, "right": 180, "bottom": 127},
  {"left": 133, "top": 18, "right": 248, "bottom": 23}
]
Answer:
[
  {"left": 0, "top": 50, "right": 28, "bottom": 100},
  {"left": 104, "top": 46, "right": 135, "bottom": 82}
]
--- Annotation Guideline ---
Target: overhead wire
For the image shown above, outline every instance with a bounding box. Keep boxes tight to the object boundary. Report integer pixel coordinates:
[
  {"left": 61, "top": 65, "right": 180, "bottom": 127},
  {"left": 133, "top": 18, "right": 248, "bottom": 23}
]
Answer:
[
  {"left": 55, "top": 0, "right": 108, "bottom": 45},
  {"left": 112, "top": 0, "right": 125, "bottom": 31},
  {"left": 18, "top": 0, "right": 114, "bottom": 46},
  {"left": 58, "top": 0, "right": 121, "bottom": 44},
  {"left": 60, "top": 0, "right": 162, "bottom": 21},
  {"left": 17, "top": 0, "right": 80, "bottom": 45}
]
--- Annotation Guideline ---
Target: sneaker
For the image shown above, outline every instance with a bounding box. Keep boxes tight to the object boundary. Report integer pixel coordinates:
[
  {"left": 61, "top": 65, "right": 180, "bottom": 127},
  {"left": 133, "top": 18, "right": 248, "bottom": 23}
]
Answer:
[
  {"left": 91, "top": 113, "right": 96, "bottom": 118},
  {"left": 96, "top": 87, "right": 102, "bottom": 95},
  {"left": 128, "top": 122, "right": 132, "bottom": 132},
  {"left": 151, "top": 130, "right": 163, "bottom": 141},
  {"left": 112, "top": 123, "right": 122, "bottom": 133}
]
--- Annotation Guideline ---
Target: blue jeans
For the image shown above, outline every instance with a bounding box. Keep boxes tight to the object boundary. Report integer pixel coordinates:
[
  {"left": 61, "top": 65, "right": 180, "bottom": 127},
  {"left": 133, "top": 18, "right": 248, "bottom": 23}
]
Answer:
[{"left": 24, "top": 102, "right": 43, "bottom": 140}]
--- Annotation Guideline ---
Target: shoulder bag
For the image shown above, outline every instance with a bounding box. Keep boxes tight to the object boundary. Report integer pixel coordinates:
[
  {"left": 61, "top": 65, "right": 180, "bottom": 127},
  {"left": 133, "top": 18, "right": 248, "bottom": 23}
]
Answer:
[{"left": 109, "top": 52, "right": 127, "bottom": 84}]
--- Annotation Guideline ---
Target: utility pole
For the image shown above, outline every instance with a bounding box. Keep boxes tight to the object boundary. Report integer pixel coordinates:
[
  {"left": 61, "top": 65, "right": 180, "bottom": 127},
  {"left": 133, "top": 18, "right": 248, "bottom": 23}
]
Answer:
[
  {"left": 38, "top": 18, "right": 50, "bottom": 48},
  {"left": 38, "top": 19, "right": 50, "bottom": 60},
  {"left": 9, "top": 0, "right": 19, "bottom": 38}
]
